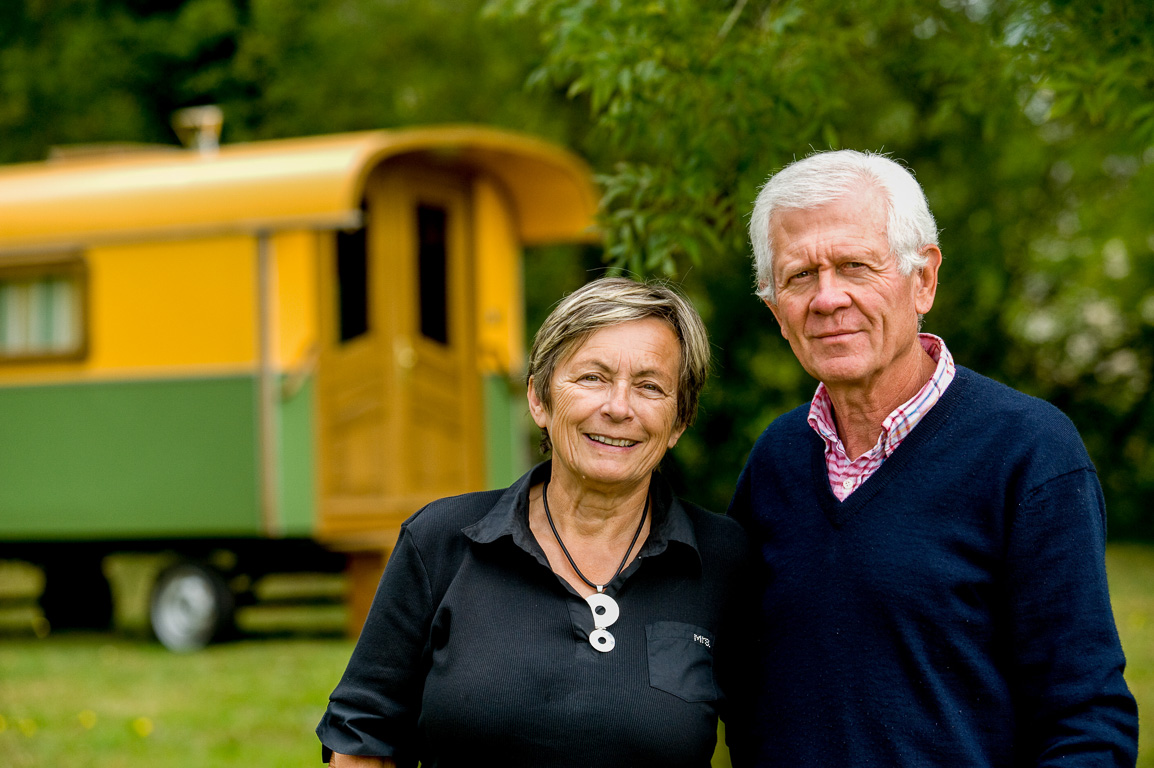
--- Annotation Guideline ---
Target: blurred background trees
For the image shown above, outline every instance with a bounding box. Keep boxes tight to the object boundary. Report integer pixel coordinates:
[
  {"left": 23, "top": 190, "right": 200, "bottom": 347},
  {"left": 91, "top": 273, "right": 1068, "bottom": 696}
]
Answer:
[{"left": 2, "top": 0, "right": 1152, "bottom": 536}]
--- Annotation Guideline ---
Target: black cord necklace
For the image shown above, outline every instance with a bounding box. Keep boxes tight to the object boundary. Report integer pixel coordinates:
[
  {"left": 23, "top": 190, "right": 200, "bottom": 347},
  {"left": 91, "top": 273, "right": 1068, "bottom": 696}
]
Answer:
[
  {"left": 542, "top": 477, "right": 649, "bottom": 594},
  {"left": 542, "top": 477, "right": 650, "bottom": 653}
]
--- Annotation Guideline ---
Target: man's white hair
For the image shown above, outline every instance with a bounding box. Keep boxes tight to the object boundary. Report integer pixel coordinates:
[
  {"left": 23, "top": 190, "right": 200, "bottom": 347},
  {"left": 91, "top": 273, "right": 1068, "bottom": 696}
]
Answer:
[{"left": 749, "top": 149, "right": 939, "bottom": 304}]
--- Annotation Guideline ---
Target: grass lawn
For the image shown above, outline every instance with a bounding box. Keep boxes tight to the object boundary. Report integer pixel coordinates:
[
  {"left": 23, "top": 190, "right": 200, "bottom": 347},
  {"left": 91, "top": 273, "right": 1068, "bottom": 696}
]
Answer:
[
  {"left": 0, "top": 636, "right": 353, "bottom": 767},
  {"left": 0, "top": 544, "right": 1151, "bottom": 767},
  {"left": 1106, "top": 543, "right": 1154, "bottom": 767}
]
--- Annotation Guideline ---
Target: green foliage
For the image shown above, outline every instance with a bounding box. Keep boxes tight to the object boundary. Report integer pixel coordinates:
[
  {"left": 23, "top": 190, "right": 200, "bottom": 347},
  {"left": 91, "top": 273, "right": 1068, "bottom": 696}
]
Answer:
[
  {"left": 223, "top": 0, "right": 580, "bottom": 143},
  {"left": 494, "top": 0, "right": 1154, "bottom": 531},
  {"left": 0, "top": 0, "right": 581, "bottom": 163},
  {"left": 0, "top": 0, "right": 246, "bottom": 161},
  {"left": 984, "top": 0, "right": 1154, "bottom": 535},
  {"left": 3, "top": 0, "right": 1154, "bottom": 532}
]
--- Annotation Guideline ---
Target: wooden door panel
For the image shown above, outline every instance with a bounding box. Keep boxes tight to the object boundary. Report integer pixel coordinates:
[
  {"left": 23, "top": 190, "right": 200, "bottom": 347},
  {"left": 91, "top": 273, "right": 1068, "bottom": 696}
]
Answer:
[{"left": 317, "top": 160, "right": 483, "bottom": 539}]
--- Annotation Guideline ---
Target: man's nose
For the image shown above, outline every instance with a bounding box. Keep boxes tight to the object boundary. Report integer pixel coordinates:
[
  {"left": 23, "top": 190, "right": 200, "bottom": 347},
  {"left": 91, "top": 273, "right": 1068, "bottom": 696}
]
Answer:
[{"left": 810, "top": 270, "right": 851, "bottom": 313}]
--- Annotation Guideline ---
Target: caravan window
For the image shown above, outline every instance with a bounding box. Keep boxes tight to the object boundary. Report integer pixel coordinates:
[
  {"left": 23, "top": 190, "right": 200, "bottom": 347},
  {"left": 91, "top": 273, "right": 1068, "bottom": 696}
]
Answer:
[
  {"left": 417, "top": 204, "right": 449, "bottom": 344},
  {"left": 0, "top": 255, "right": 86, "bottom": 361},
  {"left": 336, "top": 203, "right": 370, "bottom": 343}
]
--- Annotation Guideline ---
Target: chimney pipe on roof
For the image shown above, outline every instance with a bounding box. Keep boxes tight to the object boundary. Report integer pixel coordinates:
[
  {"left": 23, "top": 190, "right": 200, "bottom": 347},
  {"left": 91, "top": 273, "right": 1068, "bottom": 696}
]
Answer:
[{"left": 172, "top": 105, "right": 223, "bottom": 155}]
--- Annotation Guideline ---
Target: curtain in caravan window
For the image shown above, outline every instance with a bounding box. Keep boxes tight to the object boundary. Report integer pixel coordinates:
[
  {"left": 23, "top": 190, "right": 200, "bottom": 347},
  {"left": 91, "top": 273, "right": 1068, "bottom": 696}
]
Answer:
[{"left": 0, "top": 268, "right": 83, "bottom": 359}]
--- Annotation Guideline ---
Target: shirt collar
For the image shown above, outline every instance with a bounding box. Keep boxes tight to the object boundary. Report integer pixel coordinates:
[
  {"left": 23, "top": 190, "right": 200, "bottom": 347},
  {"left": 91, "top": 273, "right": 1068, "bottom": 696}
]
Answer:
[
  {"left": 462, "top": 461, "right": 700, "bottom": 565},
  {"left": 807, "top": 333, "right": 955, "bottom": 458}
]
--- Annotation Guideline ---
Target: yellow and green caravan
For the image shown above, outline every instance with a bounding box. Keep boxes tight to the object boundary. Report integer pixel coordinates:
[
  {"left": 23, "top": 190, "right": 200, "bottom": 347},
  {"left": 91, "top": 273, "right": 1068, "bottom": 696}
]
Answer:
[{"left": 0, "top": 125, "right": 597, "bottom": 649}]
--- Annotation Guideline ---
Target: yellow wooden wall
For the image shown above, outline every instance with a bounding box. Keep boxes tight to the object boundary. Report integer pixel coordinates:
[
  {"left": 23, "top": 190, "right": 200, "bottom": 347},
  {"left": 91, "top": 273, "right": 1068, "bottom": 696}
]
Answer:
[{"left": 0, "top": 231, "right": 321, "bottom": 387}]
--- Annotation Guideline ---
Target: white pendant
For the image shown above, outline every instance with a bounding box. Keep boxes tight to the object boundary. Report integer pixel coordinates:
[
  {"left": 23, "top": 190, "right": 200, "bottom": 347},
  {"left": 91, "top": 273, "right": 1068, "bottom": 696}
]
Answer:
[
  {"left": 585, "top": 592, "right": 620, "bottom": 628},
  {"left": 589, "top": 627, "right": 616, "bottom": 652},
  {"left": 586, "top": 592, "right": 619, "bottom": 652}
]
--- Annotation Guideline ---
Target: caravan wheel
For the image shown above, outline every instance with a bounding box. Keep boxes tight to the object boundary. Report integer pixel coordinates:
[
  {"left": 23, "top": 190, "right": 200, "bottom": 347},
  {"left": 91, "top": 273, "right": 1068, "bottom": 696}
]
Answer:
[{"left": 149, "top": 561, "right": 234, "bottom": 652}]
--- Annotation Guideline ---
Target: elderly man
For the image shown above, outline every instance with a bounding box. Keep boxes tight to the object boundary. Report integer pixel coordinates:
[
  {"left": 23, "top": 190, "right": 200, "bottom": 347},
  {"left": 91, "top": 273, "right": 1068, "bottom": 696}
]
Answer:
[{"left": 728, "top": 150, "right": 1138, "bottom": 767}]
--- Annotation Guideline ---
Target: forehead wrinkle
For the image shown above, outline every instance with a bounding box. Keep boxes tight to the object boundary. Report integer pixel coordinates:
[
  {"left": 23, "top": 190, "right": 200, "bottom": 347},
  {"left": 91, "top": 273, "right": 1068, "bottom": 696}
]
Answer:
[
  {"left": 566, "top": 350, "right": 675, "bottom": 382},
  {"left": 773, "top": 226, "right": 891, "bottom": 283},
  {"left": 779, "top": 239, "right": 880, "bottom": 264},
  {"left": 632, "top": 360, "right": 679, "bottom": 383}
]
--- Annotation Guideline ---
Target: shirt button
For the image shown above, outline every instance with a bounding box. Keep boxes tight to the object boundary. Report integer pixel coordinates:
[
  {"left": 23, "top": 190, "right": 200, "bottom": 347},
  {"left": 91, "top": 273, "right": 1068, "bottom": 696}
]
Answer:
[{"left": 841, "top": 479, "right": 854, "bottom": 491}]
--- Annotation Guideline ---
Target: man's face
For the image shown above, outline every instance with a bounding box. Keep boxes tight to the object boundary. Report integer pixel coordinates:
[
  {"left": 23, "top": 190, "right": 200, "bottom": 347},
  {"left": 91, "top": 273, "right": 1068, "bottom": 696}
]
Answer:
[{"left": 764, "top": 187, "right": 940, "bottom": 398}]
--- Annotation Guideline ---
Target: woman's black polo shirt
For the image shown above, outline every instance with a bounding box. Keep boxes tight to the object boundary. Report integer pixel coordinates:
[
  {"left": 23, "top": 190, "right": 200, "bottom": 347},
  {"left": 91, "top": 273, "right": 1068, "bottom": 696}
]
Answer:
[{"left": 317, "top": 461, "right": 755, "bottom": 768}]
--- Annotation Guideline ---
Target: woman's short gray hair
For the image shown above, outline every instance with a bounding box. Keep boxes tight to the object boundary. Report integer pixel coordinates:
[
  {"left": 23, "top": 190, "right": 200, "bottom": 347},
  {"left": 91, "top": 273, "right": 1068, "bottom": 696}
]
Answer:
[
  {"left": 749, "top": 149, "right": 939, "bottom": 304},
  {"left": 527, "top": 277, "right": 710, "bottom": 454}
]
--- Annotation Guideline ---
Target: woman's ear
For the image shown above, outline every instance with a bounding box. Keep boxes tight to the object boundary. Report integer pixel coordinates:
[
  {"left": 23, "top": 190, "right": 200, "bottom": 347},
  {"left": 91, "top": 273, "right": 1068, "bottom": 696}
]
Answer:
[{"left": 527, "top": 376, "right": 550, "bottom": 429}]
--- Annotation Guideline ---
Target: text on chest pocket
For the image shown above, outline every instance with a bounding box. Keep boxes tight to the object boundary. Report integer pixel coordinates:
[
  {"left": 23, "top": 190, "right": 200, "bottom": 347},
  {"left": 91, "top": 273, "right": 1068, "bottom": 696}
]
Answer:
[{"left": 645, "top": 621, "right": 718, "bottom": 702}]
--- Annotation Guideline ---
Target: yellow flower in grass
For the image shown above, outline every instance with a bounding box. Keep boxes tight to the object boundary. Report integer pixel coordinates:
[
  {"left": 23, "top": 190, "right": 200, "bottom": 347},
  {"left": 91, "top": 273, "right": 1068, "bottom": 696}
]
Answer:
[
  {"left": 132, "top": 716, "right": 153, "bottom": 738},
  {"left": 78, "top": 710, "right": 98, "bottom": 730}
]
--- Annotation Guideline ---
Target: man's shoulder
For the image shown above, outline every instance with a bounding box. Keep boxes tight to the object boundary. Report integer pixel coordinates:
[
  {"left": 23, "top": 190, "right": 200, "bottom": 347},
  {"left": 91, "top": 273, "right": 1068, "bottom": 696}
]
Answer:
[
  {"left": 951, "top": 367, "right": 1081, "bottom": 439},
  {"left": 929, "top": 367, "right": 1095, "bottom": 486}
]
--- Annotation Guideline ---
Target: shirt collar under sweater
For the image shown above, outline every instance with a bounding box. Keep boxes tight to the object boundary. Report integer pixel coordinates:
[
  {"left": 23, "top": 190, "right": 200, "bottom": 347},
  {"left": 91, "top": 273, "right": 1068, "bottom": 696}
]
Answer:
[
  {"left": 807, "top": 333, "right": 956, "bottom": 500},
  {"left": 462, "top": 461, "right": 702, "bottom": 572}
]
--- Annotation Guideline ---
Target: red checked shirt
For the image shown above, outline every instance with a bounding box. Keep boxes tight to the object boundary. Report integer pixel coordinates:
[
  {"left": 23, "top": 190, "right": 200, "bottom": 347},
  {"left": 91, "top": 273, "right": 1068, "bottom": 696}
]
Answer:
[{"left": 808, "top": 334, "right": 956, "bottom": 500}]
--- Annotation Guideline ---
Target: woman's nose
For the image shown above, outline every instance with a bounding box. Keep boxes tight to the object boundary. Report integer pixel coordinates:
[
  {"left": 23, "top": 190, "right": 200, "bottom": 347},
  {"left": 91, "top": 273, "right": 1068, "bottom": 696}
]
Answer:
[{"left": 602, "top": 381, "right": 632, "bottom": 419}]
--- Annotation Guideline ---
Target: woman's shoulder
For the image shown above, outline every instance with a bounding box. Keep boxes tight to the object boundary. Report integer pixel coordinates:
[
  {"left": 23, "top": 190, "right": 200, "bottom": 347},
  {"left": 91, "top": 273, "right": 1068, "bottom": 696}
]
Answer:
[{"left": 401, "top": 487, "right": 510, "bottom": 545}]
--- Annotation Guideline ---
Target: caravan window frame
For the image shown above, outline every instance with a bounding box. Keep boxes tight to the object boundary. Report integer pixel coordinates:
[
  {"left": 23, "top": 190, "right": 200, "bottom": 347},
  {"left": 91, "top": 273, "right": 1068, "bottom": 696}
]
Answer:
[{"left": 0, "top": 252, "right": 88, "bottom": 364}]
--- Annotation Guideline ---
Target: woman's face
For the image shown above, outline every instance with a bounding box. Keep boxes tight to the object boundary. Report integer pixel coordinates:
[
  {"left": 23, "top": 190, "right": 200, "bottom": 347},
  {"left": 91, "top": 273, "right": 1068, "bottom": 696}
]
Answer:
[{"left": 528, "top": 318, "right": 686, "bottom": 496}]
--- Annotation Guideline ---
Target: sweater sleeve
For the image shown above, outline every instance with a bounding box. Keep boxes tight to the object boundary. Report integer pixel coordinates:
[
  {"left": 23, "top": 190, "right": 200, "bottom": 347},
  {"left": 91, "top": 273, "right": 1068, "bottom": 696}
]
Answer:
[
  {"left": 316, "top": 526, "right": 435, "bottom": 766},
  {"left": 1005, "top": 467, "right": 1138, "bottom": 767},
  {"left": 716, "top": 526, "right": 759, "bottom": 766}
]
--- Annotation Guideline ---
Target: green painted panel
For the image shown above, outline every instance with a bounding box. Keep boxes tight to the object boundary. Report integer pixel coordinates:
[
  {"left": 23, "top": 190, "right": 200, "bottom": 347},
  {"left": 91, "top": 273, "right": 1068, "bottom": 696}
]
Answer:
[
  {"left": 277, "top": 377, "right": 316, "bottom": 536},
  {"left": 0, "top": 377, "right": 260, "bottom": 540},
  {"left": 483, "top": 374, "right": 529, "bottom": 490}
]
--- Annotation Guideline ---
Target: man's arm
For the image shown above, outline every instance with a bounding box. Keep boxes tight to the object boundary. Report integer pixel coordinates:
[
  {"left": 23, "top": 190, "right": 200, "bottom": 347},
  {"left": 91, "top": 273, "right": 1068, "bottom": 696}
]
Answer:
[{"left": 1006, "top": 468, "right": 1138, "bottom": 766}]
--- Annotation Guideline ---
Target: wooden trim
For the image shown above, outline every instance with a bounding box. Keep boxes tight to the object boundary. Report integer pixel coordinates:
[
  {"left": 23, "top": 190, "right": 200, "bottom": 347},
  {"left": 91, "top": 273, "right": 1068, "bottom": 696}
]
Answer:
[{"left": 256, "top": 232, "right": 283, "bottom": 538}]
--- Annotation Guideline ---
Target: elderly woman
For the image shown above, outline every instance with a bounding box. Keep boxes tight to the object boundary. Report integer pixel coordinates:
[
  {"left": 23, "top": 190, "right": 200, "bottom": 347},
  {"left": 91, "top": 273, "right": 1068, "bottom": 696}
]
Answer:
[{"left": 317, "top": 277, "right": 753, "bottom": 768}]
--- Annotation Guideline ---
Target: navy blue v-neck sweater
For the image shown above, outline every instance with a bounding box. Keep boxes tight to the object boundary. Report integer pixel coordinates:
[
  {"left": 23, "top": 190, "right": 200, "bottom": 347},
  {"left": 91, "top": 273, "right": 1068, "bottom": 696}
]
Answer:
[{"left": 729, "top": 366, "right": 1137, "bottom": 767}]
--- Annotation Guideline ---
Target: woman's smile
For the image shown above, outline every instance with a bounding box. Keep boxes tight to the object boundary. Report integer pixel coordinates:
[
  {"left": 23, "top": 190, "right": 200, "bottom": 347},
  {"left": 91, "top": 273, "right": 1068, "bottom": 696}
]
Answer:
[{"left": 587, "top": 433, "right": 638, "bottom": 448}]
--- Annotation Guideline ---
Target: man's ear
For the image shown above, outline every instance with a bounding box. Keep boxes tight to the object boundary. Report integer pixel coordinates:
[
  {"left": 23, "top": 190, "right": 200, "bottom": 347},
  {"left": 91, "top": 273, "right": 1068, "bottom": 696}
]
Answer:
[{"left": 914, "top": 245, "right": 942, "bottom": 316}]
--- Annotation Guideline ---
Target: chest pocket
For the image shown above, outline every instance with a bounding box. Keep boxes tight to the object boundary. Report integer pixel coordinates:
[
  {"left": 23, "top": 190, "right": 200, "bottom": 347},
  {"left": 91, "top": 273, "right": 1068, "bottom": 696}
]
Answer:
[{"left": 645, "top": 621, "right": 718, "bottom": 702}]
